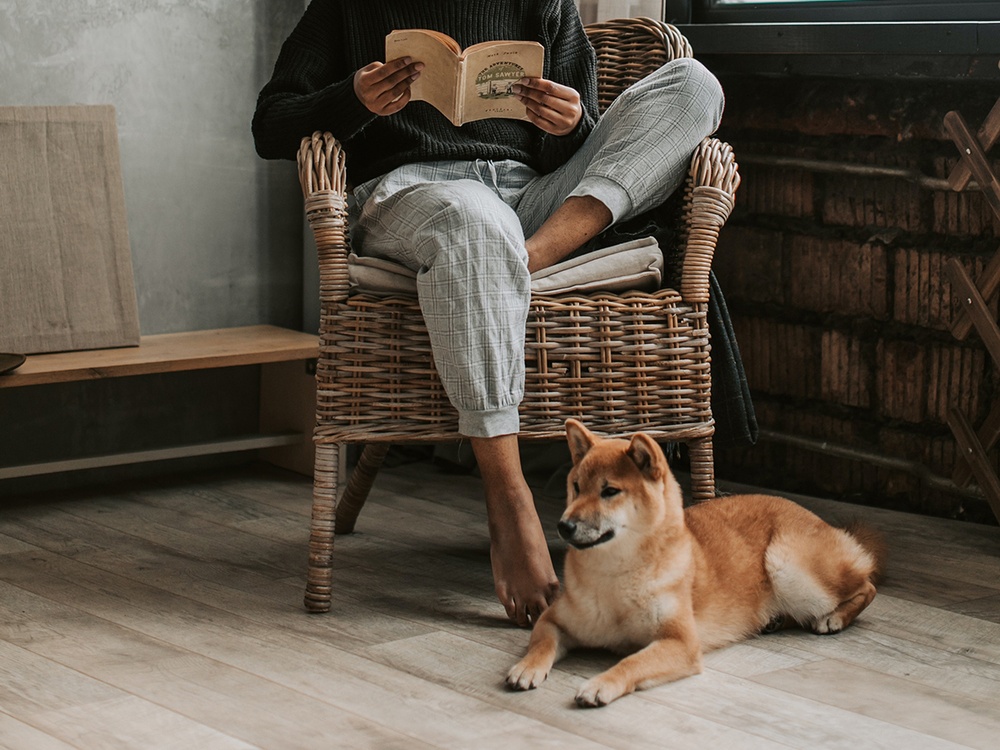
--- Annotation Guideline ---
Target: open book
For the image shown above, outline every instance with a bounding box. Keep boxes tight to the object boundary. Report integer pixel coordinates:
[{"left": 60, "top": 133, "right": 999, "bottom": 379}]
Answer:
[{"left": 385, "top": 29, "right": 544, "bottom": 126}]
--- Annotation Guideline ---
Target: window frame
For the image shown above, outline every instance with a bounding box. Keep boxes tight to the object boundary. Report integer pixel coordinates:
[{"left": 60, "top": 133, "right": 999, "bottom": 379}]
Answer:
[
  {"left": 666, "top": 1, "right": 1000, "bottom": 61},
  {"left": 685, "top": 1, "right": 1000, "bottom": 23}
]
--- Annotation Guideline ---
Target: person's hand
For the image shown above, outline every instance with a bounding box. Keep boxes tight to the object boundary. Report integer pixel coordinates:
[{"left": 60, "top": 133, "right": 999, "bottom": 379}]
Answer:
[
  {"left": 512, "top": 78, "right": 583, "bottom": 136},
  {"left": 354, "top": 58, "right": 424, "bottom": 116}
]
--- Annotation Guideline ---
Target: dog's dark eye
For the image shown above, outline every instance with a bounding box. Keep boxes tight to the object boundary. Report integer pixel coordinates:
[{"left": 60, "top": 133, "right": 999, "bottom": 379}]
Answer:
[
  {"left": 572, "top": 482, "right": 580, "bottom": 496},
  {"left": 601, "top": 486, "right": 621, "bottom": 499}
]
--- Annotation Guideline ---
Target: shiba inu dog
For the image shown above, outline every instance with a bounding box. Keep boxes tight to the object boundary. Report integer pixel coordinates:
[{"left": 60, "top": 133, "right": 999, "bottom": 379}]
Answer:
[{"left": 506, "top": 419, "right": 885, "bottom": 707}]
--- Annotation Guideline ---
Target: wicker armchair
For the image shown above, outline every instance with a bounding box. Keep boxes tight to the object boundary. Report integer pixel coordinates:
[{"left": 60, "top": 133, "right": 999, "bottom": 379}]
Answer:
[{"left": 297, "top": 17, "right": 740, "bottom": 612}]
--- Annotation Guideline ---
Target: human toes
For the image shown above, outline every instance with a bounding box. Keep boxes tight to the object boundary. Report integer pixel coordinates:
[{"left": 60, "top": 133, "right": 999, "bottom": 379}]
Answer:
[
  {"left": 525, "top": 590, "right": 554, "bottom": 626},
  {"left": 512, "top": 599, "right": 531, "bottom": 628},
  {"left": 494, "top": 581, "right": 520, "bottom": 624}
]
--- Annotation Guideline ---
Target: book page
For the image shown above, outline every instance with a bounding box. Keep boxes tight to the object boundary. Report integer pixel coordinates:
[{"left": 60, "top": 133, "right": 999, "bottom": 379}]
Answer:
[
  {"left": 459, "top": 41, "right": 544, "bottom": 124},
  {"left": 385, "top": 30, "right": 461, "bottom": 124}
]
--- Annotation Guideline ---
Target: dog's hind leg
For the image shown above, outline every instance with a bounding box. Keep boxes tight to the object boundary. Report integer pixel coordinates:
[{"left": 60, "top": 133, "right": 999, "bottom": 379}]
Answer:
[
  {"left": 766, "top": 529, "right": 878, "bottom": 635},
  {"left": 809, "top": 579, "right": 877, "bottom": 634}
]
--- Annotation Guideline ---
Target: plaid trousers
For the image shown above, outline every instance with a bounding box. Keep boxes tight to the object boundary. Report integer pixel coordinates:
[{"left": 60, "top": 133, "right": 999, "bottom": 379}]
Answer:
[{"left": 350, "top": 58, "right": 724, "bottom": 438}]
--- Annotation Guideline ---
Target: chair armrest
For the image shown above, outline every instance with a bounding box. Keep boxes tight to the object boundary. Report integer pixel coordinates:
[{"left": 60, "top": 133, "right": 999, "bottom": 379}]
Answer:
[
  {"left": 298, "top": 131, "right": 351, "bottom": 304},
  {"left": 678, "top": 137, "right": 740, "bottom": 304}
]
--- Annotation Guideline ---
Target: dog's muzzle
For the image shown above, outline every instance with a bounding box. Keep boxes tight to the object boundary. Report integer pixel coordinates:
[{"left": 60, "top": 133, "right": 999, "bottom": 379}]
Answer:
[{"left": 558, "top": 518, "right": 616, "bottom": 549}]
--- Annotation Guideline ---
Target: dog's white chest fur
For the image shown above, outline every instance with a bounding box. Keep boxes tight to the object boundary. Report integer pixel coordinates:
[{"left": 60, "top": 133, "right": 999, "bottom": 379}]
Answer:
[{"left": 560, "top": 565, "right": 681, "bottom": 652}]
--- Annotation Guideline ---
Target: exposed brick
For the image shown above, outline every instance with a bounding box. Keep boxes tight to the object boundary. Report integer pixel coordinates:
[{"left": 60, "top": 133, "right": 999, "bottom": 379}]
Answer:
[
  {"left": 821, "top": 330, "right": 871, "bottom": 408},
  {"left": 716, "top": 398, "right": 997, "bottom": 520},
  {"left": 925, "top": 342, "right": 989, "bottom": 425},
  {"left": 737, "top": 163, "right": 815, "bottom": 219},
  {"left": 893, "top": 246, "right": 933, "bottom": 328},
  {"left": 718, "top": 76, "right": 1000, "bottom": 143},
  {"left": 734, "top": 400, "right": 878, "bottom": 498},
  {"left": 872, "top": 465, "right": 922, "bottom": 506},
  {"left": 788, "top": 236, "right": 889, "bottom": 318},
  {"left": 878, "top": 426, "right": 959, "bottom": 480},
  {"left": 892, "top": 248, "right": 1000, "bottom": 333},
  {"left": 876, "top": 339, "right": 926, "bottom": 423},
  {"left": 713, "top": 227, "right": 784, "bottom": 306},
  {"left": 931, "top": 188, "right": 1000, "bottom": 238},
  {"left": 731, "top": 317, "right": 823, "bottom": 401},
  {"left": 894, "top": 248, "right": 974, "bottom": 331},
  {"left": 705, "top": 73, "right": 1000, "bottom": 522},
  {"left": 721, "top": 81, "right": 935, "bottom": 140},
  {"left": 931, "top": 156, "right": 1000, "bottom": 237},
  {"left": 821, "top": 175, "right": 926, "bottom": 233}
]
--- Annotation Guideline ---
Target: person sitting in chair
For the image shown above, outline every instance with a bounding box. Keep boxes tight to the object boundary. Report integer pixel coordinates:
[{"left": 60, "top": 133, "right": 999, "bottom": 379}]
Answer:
[{"left": 252, "top": 0, "right": 724, "bottom": 627}]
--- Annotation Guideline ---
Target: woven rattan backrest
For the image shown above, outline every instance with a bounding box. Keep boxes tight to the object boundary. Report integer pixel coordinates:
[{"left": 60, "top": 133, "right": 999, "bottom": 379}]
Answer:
[{"left": 585, "top": 17, "right": 694, "bottom": 113}]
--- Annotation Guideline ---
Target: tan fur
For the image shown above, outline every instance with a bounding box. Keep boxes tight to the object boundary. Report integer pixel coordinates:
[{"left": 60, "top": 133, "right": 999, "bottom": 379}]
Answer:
[{"left": 506, "top": 419, "right": 884, "bottom": 707}]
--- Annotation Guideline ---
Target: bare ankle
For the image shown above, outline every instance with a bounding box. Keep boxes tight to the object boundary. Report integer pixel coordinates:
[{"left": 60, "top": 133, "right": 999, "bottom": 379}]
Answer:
[{"left": 526, "top": 196, "right": 611, "bottom": 272}]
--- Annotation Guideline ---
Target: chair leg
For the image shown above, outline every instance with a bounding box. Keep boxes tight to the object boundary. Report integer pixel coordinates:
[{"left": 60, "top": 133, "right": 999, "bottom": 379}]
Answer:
[
  {"left": 688, "top": 436, "right": 716, "bottom": 503},
  {"left": 305, "top": 442, "right": 341, "bottom": 613},
  {"left": 335, "top": 443, "right": 391, "bottom": 534}
]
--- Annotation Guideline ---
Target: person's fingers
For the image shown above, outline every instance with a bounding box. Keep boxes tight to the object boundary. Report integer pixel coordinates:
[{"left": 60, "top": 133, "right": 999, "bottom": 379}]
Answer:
[
  {"left": 524, "top": 100, "right": 565, "bottom": 128},
  {"left": 381, "top": 87, "right": 412, "bottom": 115},
  {"left": 374, "top": 56, "right": 418, "bottom": 84},
  {"left": 522, "top": 102, "right": 577, "bottom": 136},
  {"left": 514, "top": 78, "right": 581, "bottom": 135},
  {"left": 356, "top": 59, "right": 422, "bottom": 115},
  {"left": 514, "top": 78, "right": 578, "bottom": 111},
  {"left": 379, "top": 58, "right": 422, "bottom": 89}
]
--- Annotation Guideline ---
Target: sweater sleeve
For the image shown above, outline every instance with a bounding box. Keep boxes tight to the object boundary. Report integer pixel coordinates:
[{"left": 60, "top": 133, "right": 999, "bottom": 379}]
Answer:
[
  {"left": 251, "top": 2, "right": 377, "bottom": 161},
  {"left": 534, "top": 0, "right": 599, "bottom": 173}
]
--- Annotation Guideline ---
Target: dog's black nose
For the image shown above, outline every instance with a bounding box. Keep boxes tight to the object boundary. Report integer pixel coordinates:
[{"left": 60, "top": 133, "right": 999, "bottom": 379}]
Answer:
[{"left": 557, "top": 519, "right": 577, "bottom": 541}]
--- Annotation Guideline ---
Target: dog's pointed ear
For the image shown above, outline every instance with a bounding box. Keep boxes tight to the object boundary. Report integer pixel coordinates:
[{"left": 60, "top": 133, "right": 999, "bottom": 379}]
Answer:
[
  {"left": 565, "top": 419, "right": 596, "bottom": 466},
  {"left": 627, "top": 432, "right": 667, "bottom": 480}
]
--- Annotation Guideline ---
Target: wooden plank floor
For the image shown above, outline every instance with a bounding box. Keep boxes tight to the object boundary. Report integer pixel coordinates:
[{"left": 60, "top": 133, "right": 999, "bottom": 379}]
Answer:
[{"left": 1, "top": 459, "right": 999, "bottom": 749}]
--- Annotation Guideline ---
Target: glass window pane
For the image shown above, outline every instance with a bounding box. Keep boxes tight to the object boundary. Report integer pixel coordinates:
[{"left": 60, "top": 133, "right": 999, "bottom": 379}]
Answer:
[{"left": 576, "top": 1, "right": 665, "bottom": 24}]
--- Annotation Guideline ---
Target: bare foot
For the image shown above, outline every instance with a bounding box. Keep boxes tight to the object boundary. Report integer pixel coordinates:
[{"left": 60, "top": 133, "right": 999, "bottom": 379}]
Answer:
[
  {"left": 487, "top": 486, "right": 560, "bottom": 627},
  {"left": 471, "top": 434, "right": 560, "bottom": 627}
]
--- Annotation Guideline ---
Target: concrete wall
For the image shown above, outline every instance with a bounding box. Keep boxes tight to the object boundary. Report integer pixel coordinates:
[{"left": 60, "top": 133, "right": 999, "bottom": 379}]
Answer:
[
  {"left": 0, "top": 0, "right": 306, "bottom": 334},
  {"left": 0, "top": 1, "right": 309, "bottom": 493}
]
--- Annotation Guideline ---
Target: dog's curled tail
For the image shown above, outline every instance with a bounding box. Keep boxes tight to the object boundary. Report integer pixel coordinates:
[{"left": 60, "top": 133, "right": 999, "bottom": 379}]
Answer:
[{"left": 842, "top": 520, "right": 888, "bottom": 584}]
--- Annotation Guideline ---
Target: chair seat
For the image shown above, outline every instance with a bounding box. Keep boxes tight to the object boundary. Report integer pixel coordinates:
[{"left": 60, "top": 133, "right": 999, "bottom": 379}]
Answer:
[
  {"left": 347, "top": 235, "right": 664, "bottom": 297},
  {"left": 314, "top": 281, "right": 712, "bottom": 445}
]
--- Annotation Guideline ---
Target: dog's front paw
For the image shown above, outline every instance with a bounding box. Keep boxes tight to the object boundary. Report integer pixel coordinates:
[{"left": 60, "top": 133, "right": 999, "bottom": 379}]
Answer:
[
  {"left": 575, "top": 675, "right": 627, "bottom": 708},
  {"left": 506, "top": 659, "right": 550, "bottom": 691}
]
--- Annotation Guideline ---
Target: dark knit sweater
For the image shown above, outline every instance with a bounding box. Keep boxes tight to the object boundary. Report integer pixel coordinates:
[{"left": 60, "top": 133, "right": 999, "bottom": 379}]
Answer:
[{"left": 252, "top": 0, "right": 599, "bottom": 185}]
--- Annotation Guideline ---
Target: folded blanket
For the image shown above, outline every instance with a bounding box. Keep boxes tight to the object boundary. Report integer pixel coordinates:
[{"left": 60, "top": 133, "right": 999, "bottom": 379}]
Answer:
[{"left": 348, "top": 236, "right": 664, "bottom": 296}]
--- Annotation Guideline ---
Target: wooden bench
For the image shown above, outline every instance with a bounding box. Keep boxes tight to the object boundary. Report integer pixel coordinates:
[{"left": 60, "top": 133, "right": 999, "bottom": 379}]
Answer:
[{"left": 0, "top": 325, "right": 319, "bottom": 481}]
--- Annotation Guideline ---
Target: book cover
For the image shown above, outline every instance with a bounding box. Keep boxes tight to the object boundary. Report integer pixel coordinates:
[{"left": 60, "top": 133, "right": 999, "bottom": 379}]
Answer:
[{"left": 385, "top": 29, "right": 544, "bottom": 126}]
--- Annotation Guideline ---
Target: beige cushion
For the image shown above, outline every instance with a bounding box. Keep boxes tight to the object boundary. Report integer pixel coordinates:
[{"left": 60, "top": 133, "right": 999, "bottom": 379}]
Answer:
[{"left": 348, "top": 235, "right": 663, "bottom": 296}]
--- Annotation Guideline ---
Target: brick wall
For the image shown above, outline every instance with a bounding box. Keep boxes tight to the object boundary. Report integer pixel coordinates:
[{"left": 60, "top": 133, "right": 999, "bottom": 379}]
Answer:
[{"left": 711, "top": 74, "right": 1000, "bottom": 523}]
